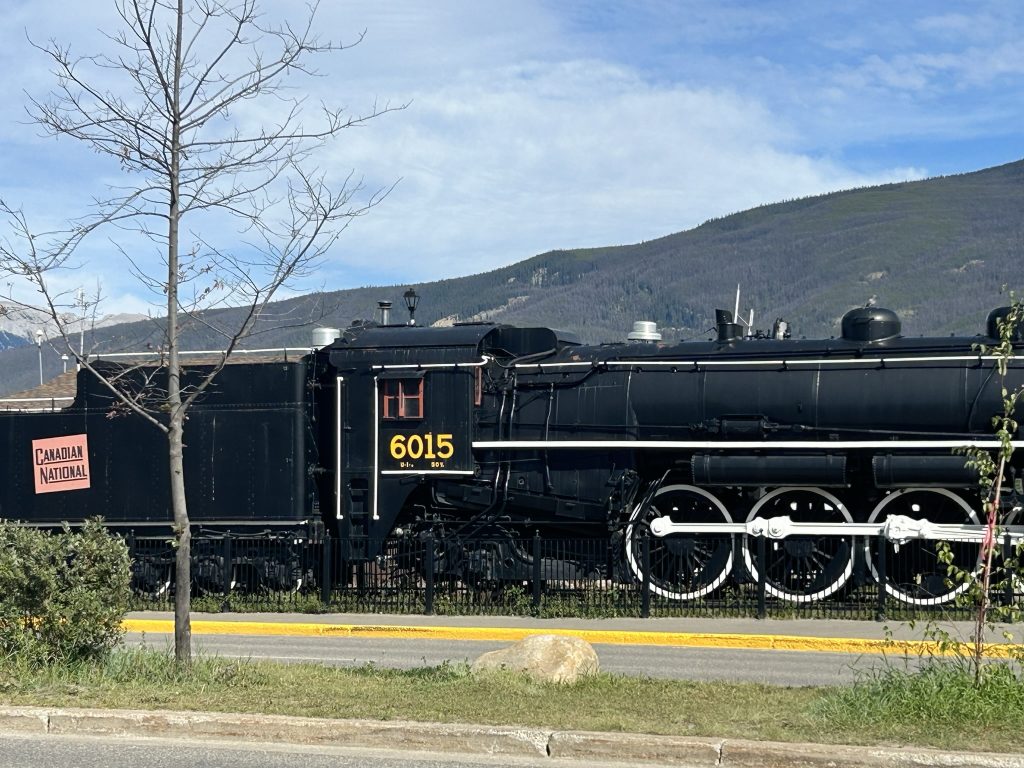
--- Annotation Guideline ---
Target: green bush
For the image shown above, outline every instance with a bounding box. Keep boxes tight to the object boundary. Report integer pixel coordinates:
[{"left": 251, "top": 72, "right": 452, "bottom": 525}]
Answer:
[{"left": 0, "top": 519, "right": 131, "bottom": 666}]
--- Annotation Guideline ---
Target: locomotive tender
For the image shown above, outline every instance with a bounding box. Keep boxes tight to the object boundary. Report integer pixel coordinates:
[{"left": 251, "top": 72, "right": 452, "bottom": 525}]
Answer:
[{"left": 2, "top": 300, "right": 1022, "bottom": 606}]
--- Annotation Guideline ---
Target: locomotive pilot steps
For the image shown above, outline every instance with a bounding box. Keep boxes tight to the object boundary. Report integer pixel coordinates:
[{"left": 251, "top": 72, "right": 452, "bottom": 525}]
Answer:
[{"left": 1, "top": 301, "right": 1022, "bottom": 607}]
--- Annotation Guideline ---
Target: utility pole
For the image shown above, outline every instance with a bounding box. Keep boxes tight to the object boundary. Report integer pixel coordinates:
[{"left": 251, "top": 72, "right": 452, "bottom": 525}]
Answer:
[
  {"left": 35, "top": 329, "right": 43, "bottom": 385},
  {"left": 77, "top": 288, "right": 85, "bottom": 369}
]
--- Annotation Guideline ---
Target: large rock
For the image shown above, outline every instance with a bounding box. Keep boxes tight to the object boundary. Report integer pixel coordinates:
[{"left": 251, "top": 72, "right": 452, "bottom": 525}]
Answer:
[{"left": 471, "top": 634, "right": 600, "bottom": 684}]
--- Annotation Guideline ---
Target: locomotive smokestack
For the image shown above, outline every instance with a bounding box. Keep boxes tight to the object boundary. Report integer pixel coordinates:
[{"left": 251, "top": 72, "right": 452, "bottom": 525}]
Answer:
[
  {"left": 715, "top": 309, "right": 742, "bottom": 343},
  {"left": 377, "top": 301, "right": 392, "bottom": 326}
]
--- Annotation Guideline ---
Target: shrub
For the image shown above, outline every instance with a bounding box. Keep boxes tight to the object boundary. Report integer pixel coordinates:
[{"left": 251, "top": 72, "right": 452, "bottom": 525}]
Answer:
[{"left": 0, "top": 519, "right": 131, "bottom": 666}]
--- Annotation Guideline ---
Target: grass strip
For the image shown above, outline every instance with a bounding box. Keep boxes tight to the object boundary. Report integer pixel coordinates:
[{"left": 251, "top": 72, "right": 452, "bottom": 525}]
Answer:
[{"left": 1, "top": 649, "right": 1023, "bottom": 753}]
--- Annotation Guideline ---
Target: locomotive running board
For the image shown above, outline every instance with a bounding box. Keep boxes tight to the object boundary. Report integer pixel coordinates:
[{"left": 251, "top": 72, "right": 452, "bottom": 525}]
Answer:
[{"left": 473, "top": 439, "right": 1024, "bottom": 450}]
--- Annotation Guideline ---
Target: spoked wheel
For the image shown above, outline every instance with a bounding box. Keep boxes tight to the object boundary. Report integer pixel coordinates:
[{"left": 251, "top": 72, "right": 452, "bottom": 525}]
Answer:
[
  {"left": 231, "top": 561, "right": 305, "bottom": 593},
  {"left": 131, "top": 559, "right": 173, "bottom": 598},
  {"left": 742, "top": 487, "right": 854, "bottom": 603},
  {"left": 192, "top": 553, "right": 229, "bottom": 595},
  {"left": 625, "top": 484, "right": 734, "bottom": 600},
  {"left": 865, "top": 488, "right": 981, "bottom": 606},
  {"left": 1003, "top": 507, "right": 1024, "bottom": 604}
]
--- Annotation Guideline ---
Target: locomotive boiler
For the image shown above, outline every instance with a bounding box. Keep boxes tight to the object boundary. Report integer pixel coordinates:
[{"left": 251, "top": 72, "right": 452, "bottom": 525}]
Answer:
[
  {"left": 0, "top": 299, "right": 1021, "bottom": 607},
  {"left": 322, "top": 302, "right": 1024, "bottom": 607}
]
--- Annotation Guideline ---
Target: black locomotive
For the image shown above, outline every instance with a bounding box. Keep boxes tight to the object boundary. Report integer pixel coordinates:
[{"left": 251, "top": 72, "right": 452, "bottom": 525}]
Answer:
[{"left": 2, "top": 300, "right": 1022, "bottom": 606}]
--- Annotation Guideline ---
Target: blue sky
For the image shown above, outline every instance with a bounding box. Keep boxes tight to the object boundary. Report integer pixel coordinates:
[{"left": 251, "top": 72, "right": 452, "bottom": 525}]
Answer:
[{"left": 0, "top": 1, "right": 1021, "bottom": 316}]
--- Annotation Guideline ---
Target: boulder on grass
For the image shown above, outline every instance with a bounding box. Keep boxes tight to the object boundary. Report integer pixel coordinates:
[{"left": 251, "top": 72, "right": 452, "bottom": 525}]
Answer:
[{"left": 471, "top": 634, "right": 599, "bottom": 684}]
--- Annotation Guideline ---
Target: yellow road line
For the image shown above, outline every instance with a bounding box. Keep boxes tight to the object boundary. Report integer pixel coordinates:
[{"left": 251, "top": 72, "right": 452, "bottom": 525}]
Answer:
[{"left": 121, "top": 619, "right": 1020, "bottom": 658}]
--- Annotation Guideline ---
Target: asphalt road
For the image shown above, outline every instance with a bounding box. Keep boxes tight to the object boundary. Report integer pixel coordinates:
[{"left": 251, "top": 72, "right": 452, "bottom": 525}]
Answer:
[
  {"left": 126, "top": 631, "right": 905, "bottom": 685},
  {"left": 0, "top": 733, "right": 645, "bottom": 768}
]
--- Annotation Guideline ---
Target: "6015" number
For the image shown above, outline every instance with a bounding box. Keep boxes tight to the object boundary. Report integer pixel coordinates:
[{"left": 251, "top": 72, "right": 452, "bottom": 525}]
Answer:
[{"left": 389, "top": 433, "right": 455, "bottom": 461}]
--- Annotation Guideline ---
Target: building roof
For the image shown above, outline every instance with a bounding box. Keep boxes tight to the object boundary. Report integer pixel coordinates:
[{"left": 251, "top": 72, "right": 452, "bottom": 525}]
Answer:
[
  {"left": 0, "top": 371, "right": 79, "bottom": 409},
  {"left": 0, "top": 348, "right": 307, "bottom": 411}
]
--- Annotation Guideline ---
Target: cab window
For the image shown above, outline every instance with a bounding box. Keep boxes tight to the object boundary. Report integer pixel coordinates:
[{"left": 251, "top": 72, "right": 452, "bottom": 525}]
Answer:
[{"left": 382, "top": 378, "right": 424, "bottom": 420}]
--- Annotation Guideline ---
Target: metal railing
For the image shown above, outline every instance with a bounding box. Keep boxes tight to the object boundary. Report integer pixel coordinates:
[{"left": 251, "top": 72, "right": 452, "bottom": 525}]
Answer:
[{"left": 125, "top": 530, "right": 1023, "bottom": 621}]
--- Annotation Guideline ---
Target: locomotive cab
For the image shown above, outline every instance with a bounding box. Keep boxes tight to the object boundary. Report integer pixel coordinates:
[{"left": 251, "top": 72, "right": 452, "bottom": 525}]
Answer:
[{"left": 320, "top": 322, "right": 575, "bottom": 558}]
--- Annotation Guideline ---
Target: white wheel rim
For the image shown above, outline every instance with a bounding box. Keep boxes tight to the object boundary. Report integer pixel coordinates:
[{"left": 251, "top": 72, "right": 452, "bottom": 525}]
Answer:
[
  {"left": 625, "top": 484, "right": 734, "bottom": 601},
  {"left": 741, "top": 487, "right": 854, "bottom": 603},
  {"left": 864, "top": 488, "right": 980, "bottom": 606}
]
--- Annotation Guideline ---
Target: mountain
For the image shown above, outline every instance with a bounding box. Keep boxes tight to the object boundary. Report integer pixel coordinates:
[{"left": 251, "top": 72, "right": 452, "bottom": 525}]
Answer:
[
  {"left": 1, "top": 158, "right": 1022, "bottom": 396},
  {"left": 430, "top": 158, "right": 1024, "bottom": 343},
  {"left": 0, "top": 331, "right": 29, "bottom": 352},
  {"left": 0, "top": 305, "right": 147, "bottom": 349}
]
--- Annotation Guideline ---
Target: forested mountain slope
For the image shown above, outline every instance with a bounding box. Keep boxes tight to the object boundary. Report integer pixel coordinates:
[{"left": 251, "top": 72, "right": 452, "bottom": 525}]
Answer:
[{"left": 3, "top": 159, "right": 1021, "bottom": 395}]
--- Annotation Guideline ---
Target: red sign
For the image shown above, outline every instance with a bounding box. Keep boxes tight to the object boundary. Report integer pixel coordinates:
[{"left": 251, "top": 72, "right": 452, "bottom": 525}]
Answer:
[{"left": 33, "top": 434, "right": 91, "bottom": 494}]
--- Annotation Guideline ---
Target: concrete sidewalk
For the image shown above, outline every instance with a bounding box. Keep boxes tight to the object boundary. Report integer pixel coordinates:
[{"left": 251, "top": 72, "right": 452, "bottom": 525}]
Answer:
[{"left": 124, "top": 611, "right": 1023, "bottom": 656}]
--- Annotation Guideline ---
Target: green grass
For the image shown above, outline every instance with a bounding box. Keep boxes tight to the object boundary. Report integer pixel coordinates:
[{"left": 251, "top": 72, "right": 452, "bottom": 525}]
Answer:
[
  {"left": 814, "top": 658, "right": 1024, "bottom": 751},
  {"left": 2, "top": 648, "right": 1024, "bottom": 752}
]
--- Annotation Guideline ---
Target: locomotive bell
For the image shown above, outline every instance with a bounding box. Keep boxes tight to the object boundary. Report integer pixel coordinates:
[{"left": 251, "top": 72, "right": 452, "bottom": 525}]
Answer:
[{"left": 840, "top": 307, "right": 901, "bottom": 342}]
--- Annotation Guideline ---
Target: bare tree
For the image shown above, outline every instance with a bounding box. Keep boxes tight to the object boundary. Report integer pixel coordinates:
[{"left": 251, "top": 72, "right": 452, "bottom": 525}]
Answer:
[{"left": 0, "top": 0, "right": 398, "bottom": 665}]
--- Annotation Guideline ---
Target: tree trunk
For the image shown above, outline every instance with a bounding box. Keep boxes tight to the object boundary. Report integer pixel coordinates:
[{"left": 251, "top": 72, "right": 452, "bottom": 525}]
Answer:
[
  {"left": 169, "top": 0, "right": 190, "bottom": 667},
  {"left": 170, "top": 412, "right": 191, "bottom": 665}
]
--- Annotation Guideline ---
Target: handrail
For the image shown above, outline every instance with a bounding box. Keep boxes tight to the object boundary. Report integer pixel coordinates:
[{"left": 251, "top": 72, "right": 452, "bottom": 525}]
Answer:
[
  {"left": 0, "top": 396, "right": 75, "bottom": 403},
  {"left": 89, "top": 347, "right": 313, "bottom": 360}
]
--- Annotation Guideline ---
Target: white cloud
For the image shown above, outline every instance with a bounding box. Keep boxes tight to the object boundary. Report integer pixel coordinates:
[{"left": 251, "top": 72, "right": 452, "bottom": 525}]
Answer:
[
  {"left": 0, "top": 0, "right": 1012, "bottom": 314},
  {"left": 916, "top": 12, "right": 995, "bottom": 40},
  {"left": 312, "top": 59, "right": 923, "bottom": 287}
]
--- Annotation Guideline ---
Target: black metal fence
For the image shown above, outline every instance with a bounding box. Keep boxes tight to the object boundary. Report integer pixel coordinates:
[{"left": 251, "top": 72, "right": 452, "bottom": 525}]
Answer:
[{"left": 126, "top": 531, "right": 1023, "bottom": 621}]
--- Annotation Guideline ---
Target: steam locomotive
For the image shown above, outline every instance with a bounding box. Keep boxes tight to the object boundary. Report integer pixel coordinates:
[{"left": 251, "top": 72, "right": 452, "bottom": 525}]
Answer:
[{"left": 2, "top": 299, "right": 1022, "bottom": 606}]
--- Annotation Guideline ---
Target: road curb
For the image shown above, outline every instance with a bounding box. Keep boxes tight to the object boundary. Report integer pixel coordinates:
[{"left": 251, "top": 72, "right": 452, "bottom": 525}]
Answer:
[
  {"left": 12, "top": 707, "right": 550, "bottom": 758},
  {"left": 3, "top": 706, "right": 1023, "bottom": 766},
  {"left": 122, "top": 618, "right": 1018, "bottom": 658},
  {"left": 547, "top": 730, "right": 723, "bottom": 765},
  {"left": 717, "top": 738, "right": 1024, "bottom": 767}
]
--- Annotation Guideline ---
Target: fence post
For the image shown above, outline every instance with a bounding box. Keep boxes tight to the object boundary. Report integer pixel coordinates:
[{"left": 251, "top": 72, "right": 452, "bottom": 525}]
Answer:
[
  {"left": 320, "top": 537, "right": 332, "bottom": 607},
  {"left": 756, "top": 534, "right": 767, "bottom": 619},
  {"left": 641, "top": 532, "right": 651, "bottom": 618},
  {"left": 1004, "top": 531, "right": 1015, "bottom": 619},
  {"left": 532, "top": 530, "right": 542, "bottom": 612},
  {"left": 221, "top": 535, "right": 233, "bottom": 608},
  {"left": 875, "top": 534, "right": 887, "bottom": 622},
  {"left": 125, "top": 530, "right": 137, "bottom": 600},
  {"left": 424, "top": 533, "right": 435, "bottom": 615}
]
